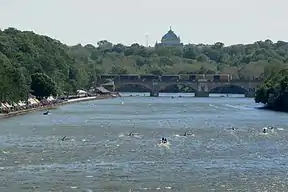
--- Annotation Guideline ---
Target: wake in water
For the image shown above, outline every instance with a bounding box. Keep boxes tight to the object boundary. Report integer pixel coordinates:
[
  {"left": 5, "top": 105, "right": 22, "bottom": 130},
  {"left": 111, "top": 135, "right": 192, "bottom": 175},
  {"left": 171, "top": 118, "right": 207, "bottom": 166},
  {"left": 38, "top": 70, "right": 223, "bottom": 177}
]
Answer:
[
  {"left": 259, "top": 126, "right": 282, "bottom": 136},
  {"left": 157, "top": 137, "right": 170, "bottom": 148},
  {"left": 118, "top": 132, "right": 142, "bottom": 138},
  {"left": 174, "top": 133, "right": 195, "bottom": 137},
  {"left": 157, "top": 141, "right": 170, "bottom": 149},
  {"left": 131, "top": 134, "right": 141, "bottom": 138},
  {"left": 118, "top": 133, "right": 125, "bottom": 138}
]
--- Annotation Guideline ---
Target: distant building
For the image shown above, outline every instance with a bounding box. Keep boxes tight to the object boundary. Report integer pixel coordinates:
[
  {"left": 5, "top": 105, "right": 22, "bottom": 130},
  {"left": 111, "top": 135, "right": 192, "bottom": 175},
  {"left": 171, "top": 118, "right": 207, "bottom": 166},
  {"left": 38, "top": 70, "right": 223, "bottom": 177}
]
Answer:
[{"left": 156, "top": 27, "right": 183, "bottom": 47}]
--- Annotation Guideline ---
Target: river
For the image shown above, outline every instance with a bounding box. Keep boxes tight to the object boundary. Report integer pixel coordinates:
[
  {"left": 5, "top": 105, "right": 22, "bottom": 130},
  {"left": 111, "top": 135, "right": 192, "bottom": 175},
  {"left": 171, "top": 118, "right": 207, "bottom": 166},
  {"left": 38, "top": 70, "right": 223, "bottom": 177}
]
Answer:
[{"left": 0, "top": 93, "right": 288, "bottom": 192}]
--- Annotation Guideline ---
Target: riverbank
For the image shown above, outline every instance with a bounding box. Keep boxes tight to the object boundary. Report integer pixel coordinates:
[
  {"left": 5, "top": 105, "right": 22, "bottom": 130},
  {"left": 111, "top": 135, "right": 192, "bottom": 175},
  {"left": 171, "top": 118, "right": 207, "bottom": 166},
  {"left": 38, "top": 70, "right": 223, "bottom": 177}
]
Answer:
[
  {"left": 0, "top": 94, "right": 116, "bottom": 119},
  {"left": 256, "top": 104, "right": 288, "bottom": 113}
]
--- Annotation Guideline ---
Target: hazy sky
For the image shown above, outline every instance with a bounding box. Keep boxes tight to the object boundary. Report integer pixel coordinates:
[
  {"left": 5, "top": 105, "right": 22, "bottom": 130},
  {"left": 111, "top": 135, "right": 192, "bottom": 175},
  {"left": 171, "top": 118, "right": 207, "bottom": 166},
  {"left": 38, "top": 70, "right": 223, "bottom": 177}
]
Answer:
[{"left": 0, "top": 0, "right": 287, "bottom": 46}]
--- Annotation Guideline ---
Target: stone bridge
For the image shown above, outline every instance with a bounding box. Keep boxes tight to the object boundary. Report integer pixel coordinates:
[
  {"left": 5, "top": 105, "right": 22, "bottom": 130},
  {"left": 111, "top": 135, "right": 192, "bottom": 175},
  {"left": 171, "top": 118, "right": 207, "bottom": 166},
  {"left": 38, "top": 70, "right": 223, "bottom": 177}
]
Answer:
[{"left": 99, "top": 74, "right": 263, "bottom": 97}]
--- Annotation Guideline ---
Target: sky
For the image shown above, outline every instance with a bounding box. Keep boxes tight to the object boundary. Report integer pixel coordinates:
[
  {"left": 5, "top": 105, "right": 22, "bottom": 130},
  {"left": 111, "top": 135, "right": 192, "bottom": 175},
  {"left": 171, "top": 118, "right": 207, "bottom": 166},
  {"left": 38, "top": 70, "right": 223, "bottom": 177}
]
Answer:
[{"left": 0, "top": 0, "right": 287, "bottom": 46}]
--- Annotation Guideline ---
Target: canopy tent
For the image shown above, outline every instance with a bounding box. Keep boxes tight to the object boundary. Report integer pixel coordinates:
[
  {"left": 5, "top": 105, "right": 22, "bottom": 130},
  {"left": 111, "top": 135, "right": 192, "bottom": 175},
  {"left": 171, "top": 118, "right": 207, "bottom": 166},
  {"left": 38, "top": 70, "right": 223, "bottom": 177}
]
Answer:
[
  {"left": 77, "top": 90, "right": 87, "bottom": 94},
  {"left": 28, "top": 98, "right": 40, "bottom": 105},
  {"left": 76, "top": 89, "right": 88, "bottom": 97},
  {"left": 95, "top": 86, "right": 110, "bottom": 94},
  {"left": 18, "top": 101, "right": 26, "bottom": 107},
  {"left": 12, "top": 102, "right": 19, "bottom": 107},
  {"left": 0, "top": 103, "right": 6, "bottom": 109},
  {"left": 4, "top": 103, "right": 12, "bottom": 108},
  {"left": 47, "top": 96, "right": 55, "bottom": 101}
]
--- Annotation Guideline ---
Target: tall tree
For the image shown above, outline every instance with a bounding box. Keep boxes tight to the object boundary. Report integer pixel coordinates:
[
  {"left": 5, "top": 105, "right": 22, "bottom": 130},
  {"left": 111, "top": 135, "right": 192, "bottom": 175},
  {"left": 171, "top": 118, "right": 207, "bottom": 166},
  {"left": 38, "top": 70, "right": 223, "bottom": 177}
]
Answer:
[{"left": 30, "top": 73, "right": 57, "bottom": 98}]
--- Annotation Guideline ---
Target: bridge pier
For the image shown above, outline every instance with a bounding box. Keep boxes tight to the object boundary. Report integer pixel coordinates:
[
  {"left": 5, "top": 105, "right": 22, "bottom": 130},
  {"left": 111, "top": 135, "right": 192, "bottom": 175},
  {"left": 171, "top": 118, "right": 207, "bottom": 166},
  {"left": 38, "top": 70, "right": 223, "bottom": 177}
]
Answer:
[
  {"left": 150, "top": 91, "right": 159, "bottom": 97},
  {"left": 245, "top": 87, "right": 256, "bottom": 98},
  {"left": 195, "top": 91, "right": 209, "bottom": 97},
  {"left": 195, "top": 79, "right": 209, "bottom": 97},
  {"left": 245, "top": 91, "right": 255, "bottom": 98},
  {"left": 150, "top": 81, "right": 160, "bottom": 97}
]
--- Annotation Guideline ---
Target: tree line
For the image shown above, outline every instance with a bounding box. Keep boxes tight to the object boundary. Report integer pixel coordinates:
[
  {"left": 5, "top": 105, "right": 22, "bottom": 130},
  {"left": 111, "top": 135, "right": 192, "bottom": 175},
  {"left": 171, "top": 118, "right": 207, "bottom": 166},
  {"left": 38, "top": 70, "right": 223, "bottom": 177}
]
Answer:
[
  {"left": 1, "top": 27, "right": 288, "bottom": 103},
  {"left": 255, "top": 69, "right": 288, "bottom": 112}
]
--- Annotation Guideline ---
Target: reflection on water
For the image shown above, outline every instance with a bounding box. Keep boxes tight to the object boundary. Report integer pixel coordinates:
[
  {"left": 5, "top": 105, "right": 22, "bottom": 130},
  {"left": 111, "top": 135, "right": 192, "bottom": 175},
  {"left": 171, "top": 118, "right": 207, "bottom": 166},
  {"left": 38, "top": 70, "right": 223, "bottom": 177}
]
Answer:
[{"left": 0, "top": 93, "right": 288, "bottom": 191}]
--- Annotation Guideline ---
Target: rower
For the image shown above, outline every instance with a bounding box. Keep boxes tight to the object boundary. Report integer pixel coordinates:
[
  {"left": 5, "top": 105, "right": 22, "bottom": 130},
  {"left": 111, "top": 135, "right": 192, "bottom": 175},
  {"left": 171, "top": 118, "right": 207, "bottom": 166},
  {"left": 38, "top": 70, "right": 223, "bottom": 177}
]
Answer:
[
  {"left": 161, "top": 138, "right": 167, "bottom": 143},
  {"left": 61, "top": 136, "right": 67, "bottom": 141}
]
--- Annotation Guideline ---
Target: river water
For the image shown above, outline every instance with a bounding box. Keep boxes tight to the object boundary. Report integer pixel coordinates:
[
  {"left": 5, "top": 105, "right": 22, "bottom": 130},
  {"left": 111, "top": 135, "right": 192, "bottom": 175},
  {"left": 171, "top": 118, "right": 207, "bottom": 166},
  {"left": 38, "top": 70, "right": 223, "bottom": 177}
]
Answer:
[{"left": 0, "top": 93, "right": 288, "bottom": 192}]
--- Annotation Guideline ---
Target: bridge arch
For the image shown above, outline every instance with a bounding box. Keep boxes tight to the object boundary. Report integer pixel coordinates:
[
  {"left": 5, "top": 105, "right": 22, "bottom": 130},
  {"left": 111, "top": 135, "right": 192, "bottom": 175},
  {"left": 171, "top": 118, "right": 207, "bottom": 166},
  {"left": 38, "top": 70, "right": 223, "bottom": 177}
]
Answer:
[
  {"left": 115, "top": 82, "right": 152, "bottom": 92},
  {"left": 209, "top": 84, "right": 249, "bottom": 94},
  {"left": 159, "top": 83, "right": 197, "bottom": 93}
]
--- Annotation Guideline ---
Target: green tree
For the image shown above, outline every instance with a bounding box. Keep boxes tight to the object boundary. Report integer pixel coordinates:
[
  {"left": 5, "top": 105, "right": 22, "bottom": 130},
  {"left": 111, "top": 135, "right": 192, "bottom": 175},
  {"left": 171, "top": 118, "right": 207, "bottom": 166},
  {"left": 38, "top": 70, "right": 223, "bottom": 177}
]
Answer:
[
  {"left": 183, "top": 45, "right": 198, "bottom": 59},
  {"left": 0, "top": 52, "right": 28, "bottom": 102},
  {"left": 263, "top": 63, "right": 287, "bottom": 78},
  {"left": 111, "top": 65, "right": 128, "bottom": 74},
  {"left": 149, "top": 68, "right": 163, "bottom": 75},
  {"left": 255, "top": 69, "right": 288, "bottom": 111},
  {"left": 3, "top": 27, "right": 288, "bottom": 103},
  {"left": 97, "top": 40, "right": 113, "bottom": 52},
  {"left": 30, "top": 73, "right": 57, "bottom": 98}
]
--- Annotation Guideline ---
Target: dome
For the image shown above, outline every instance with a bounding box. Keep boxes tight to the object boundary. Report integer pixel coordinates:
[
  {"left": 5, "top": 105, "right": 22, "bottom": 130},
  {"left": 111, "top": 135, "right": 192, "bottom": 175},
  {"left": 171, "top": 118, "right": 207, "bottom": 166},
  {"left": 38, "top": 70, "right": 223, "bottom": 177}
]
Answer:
[
  {"left": 157, "top": 27, "right": 183, "bottom": 47},
  {"left": 161, "top": 29, "right": 179, "bottom": 41}
]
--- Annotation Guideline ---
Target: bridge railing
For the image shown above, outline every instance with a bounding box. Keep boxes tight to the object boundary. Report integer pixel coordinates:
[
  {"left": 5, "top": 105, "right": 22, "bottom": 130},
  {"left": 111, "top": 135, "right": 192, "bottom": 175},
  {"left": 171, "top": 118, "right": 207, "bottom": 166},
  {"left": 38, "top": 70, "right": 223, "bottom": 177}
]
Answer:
[{"left": 99, "top": 74, "right": 263, "bottom": 83}]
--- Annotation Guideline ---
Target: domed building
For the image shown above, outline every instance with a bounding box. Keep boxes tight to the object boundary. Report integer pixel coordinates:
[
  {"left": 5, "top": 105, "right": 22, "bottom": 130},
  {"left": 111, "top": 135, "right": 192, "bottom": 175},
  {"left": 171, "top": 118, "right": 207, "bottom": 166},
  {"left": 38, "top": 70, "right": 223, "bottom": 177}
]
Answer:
[{"left": 156, "top": 27, "right": 183, "bottom": 47}]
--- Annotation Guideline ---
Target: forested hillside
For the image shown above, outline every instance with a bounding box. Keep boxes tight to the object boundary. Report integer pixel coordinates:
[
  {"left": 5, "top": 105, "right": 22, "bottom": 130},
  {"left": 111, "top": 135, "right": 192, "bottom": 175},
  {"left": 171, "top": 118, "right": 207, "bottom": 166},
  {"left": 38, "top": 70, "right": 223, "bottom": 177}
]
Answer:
[
  {"left": 1, "top": 27, "right": 288, "bottom": 102},
  {"left": 69, "top": 39, "right": 288, "bottom": 80},
  {"left": 0, "top": 28, "right": 78, "bottom": 102}
]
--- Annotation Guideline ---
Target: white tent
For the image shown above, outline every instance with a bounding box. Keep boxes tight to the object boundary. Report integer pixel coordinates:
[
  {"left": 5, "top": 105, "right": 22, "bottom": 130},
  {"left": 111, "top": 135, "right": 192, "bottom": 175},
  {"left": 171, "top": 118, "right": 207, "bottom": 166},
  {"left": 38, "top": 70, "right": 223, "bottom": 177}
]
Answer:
[
  {"left": 77, "top": 90, "right": 87, "bottom": 94},
  {"left": 18, "top": 101, "right": 26, "bottom": 106},
  {"left": 13, "top": 102, "right": 19, "bottom": 107},
  {"left": 76, "top": 90, "right": 87, "bottom": 97},
  {"left": 4, "top": 103, "right": 12, "bottom": 108},
  {"left": 28, "top": 98, "right": 38, "bottom": 105},
  {"left": 0, "top": 103, "right": 6, "bottom": 109},
  {"left": 47, "top": 95, "right": 55, "bottom": 101}
]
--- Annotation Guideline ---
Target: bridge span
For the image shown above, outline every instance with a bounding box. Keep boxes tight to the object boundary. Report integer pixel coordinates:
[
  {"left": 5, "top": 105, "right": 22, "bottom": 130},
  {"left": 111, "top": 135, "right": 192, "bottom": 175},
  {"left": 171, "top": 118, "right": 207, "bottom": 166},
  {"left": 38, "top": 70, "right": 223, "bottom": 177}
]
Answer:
[{"left": 99, "top": 74, "right": 263, "bottom": 97}]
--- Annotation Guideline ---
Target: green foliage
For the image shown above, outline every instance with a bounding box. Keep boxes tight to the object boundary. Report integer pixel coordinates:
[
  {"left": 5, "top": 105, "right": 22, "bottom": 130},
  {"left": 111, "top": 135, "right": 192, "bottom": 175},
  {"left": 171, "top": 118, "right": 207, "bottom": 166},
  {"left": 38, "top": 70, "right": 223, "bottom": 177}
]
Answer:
[
  {"left": 0, "top": 52, "right": 29, "bottom": 102},
  {"left": 255, "top": 69, "right": 288, "bottom": 111},
  {"left": 68, "top": 38, "right": 288, "bottom": 81},
  {"left": 2, "top": 27, "right": 288, "bottom": 103},
  {"left": 0, "top": 28, "right": 88, "bottom": 102},
  {"left": 31, "top": 73, "right": 57, "bottom": 98}
]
